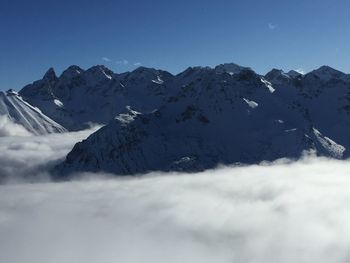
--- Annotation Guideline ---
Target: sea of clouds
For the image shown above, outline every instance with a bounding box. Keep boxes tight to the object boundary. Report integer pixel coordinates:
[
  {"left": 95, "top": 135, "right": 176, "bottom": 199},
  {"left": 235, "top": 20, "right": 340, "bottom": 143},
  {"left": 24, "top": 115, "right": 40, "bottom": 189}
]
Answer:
[
  {"left": 0, "top": 123, "right": 101, "bottom": 183},
  {"left": 1, "top": 121, "right": 350, "bottom": 263}
]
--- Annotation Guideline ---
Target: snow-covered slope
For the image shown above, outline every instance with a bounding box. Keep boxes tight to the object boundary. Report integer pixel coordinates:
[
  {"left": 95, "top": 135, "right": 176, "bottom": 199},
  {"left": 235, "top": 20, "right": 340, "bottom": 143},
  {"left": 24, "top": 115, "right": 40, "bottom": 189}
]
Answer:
[
  {"left": 55, "top": 66, "right": 349, "bottom": 177},
  {"left": 264, "top": 66, "right": 350, "bottom": 151},
  {"left": 0, "top": 90, "right": 66, "bottom": 135}
]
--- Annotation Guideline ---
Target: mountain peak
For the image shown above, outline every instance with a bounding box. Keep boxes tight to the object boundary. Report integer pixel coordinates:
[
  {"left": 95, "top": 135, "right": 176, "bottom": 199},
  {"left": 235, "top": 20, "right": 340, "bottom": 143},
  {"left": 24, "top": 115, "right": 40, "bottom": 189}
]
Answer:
[
  {"left": 309, "top": 65, "right": 345, "bottom": 81},
  {"left": 316, "top": 65, "right": 338, "bottom": 72},
  {"left": 133, "top": 66, "right": 156, "bottom": 72},
  {"left": 287, "top": 70, "right": 303, "bottom": 78},
  {"left": 43, "top": 67, "right": 58, "bottom": 81},
  {"left": 215, "top": 63, "right": 250, "bottom": 75},
  {"left": 313, "top": 65, "right": 344, "bottom": 75},
  {"left": 178, "top": 66, "right": 212, "bottom": 77},
  {"left": 131, "top": 66, "right": 160, "bottom": 76},
  {"left": 6, "top": 89, "right": 18, "bottom": 96},
  {"left": 86, "top": 65, "right": 112, "bottom": 73},
  {"left": 60, "top": 65, "right": 84, "bottom": 79},
  {"left": 264, "top": 69, "right": 295, "bottom": 82},
  {"left": 85, "top": 65, "right": 115, "bottom": 80},
  {"left": 265, "top": 68, "right": 285, "bottom": 77}
]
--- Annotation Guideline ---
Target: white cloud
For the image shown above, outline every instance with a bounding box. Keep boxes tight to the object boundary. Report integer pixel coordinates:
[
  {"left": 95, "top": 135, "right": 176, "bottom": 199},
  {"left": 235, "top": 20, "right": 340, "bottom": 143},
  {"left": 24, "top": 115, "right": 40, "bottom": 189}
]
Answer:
[
  {"left": 2, "top": 128, "right": 350, "bottom": 262},
  {"left": 134, "top": 62, "right": 142, "bottom": 66},
  {"left": 0, "top": 115, "right": 32, "bottom": 137},
  {"left": 268, "top": 23, "right": 277, "bottom": 30},
  {"left": 2, "top": 158, "right": 350, "bottom": 262},
  {"left": 0, "top": 126, "right": 101, "bottom": 183},
  {"left": 102, "top": 57, "right": 111, "bottom": 62},
  {"left": 116, "top": 59, "right": 129, "bottom": 65}
]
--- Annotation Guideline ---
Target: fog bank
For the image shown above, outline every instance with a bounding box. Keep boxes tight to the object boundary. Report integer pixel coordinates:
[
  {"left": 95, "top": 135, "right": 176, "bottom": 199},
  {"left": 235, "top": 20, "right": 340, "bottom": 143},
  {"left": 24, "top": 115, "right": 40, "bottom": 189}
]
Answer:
[
  {"left": 1, "top": 160, "right": 350, "bottom": 263},
  {"left": 0, "top": 126, "right": 100, "bottom": 183},
  {"left": 1, "top": 123, "right": 350, "bottom": 262}
]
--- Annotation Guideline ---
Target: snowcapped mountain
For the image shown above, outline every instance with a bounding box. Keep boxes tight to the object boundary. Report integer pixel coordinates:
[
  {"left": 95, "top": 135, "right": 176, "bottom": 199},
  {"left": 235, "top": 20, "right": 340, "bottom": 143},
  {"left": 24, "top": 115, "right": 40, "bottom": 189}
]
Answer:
[
  {"left": 0, "top": 90, "right": 66, "bottom": 135},
  {"left": 54, "top": 64, "right": 350, "bottom": 177},
  {"left": 264, "top": 66, "right": 350, "bottom": 151},
  {"left": 19, "top": 65, "right": 174, "bottom": 130}
]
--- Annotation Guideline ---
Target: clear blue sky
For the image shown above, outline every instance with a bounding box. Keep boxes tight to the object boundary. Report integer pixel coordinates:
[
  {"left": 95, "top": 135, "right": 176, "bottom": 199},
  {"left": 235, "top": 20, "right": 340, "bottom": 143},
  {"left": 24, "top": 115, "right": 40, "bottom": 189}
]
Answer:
[{"left": 1, "top": 0, "right": 350, "bottom": 90}]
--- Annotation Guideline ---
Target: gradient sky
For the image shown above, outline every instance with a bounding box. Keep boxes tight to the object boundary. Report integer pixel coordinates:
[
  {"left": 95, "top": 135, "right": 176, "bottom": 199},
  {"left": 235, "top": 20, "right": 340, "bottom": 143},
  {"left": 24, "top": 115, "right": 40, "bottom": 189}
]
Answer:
[{"left": 1, "top": 0, "right": 350, "bottom": 90}]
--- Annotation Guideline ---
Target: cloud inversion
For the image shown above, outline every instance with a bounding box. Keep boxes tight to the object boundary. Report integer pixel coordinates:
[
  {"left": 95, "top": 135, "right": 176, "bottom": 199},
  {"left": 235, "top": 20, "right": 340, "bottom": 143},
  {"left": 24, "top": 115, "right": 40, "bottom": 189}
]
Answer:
[
  {"left": 0, "top": 116, "right": 32, "bottom": 137},
  {"left": 0, "top": 126, "right": 101, "bottom": 183},
  {"left": 1, "top": 125, "right": 350, "bottom": 263}
]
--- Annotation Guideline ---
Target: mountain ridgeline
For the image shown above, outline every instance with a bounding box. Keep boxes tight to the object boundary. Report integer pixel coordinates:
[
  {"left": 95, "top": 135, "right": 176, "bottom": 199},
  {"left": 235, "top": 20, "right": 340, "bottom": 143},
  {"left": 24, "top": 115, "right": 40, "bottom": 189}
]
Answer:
[{"left": 14, "top": 63, "right": 350, "bottom": 176}]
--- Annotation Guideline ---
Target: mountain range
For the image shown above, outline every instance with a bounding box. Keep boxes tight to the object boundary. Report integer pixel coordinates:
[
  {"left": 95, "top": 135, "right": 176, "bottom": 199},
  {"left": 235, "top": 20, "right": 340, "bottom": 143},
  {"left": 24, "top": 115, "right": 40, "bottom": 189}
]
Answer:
[{"left": 2, "top": 63, "right": 350, "bottom": 177}]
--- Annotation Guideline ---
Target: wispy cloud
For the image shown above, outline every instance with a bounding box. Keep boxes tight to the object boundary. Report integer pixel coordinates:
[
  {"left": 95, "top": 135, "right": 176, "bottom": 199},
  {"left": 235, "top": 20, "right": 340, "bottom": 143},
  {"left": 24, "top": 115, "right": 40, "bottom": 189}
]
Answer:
[
  {"left": 102, "top": 57, "right": 111, "bottom": 62},
  {"left": 116, "top": 59, "right": 129, "bottom": 65},
  {"left": 268, "top": 23, "right": 277, "bottom": 30},
  {"left": 134, "top": 62, "right": 142, "bottom": 66}
]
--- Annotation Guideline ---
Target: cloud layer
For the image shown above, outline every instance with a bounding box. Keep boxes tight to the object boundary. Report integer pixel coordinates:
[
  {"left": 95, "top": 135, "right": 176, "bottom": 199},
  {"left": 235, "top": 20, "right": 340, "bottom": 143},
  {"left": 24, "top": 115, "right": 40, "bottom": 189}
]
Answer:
[
  {"left": 0, "top": 115, "right": 32, "bottom": 137},
  {"left": 1, "top": 126, "right": 350, "bottom": 262},
  {"left": 0, "top": 126, "right": 100, "bottom": 183}
]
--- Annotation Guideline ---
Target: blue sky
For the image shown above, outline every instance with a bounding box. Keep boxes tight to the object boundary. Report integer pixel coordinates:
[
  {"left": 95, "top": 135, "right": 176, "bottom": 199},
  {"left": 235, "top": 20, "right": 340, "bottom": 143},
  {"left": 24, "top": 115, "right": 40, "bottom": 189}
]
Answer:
[{"left": 1, "top": 0, "right": 350, "bottom": 90}]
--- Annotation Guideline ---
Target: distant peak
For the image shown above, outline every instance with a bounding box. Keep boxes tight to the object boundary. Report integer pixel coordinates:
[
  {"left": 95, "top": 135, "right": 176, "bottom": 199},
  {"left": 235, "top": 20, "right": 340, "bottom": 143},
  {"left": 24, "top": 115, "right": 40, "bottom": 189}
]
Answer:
[
  {"left": 43, "top": 67, "right": 58, "bottom": 81},
  {"left": 287, "top": 70, "right": 303, "bottom": 77},
  {"left": 265, "top": 68, "right": 284, "bottom": 76},
  {"left": 317, "top": 65, "right": 336, "bottom": 71},
  {"left": 264, "top": 68, "right": 291, "bottom": 80},
  {"left": 132, "top": 66, "right": 157, "bottom": 73},
  {"left": 215, "top": 63, "right": 250, "bottom": 75},
  {"left": 60, "top": 65, "right": 84, "bottom": 78},
  {"left": 6, "top": 89, "right": 18, "bottom": 96},
  {"left": 85, "top": 65, "right": 115, "bottom": 81},
  {"left": 186, "top": 66, "right": 212, "bottom": 72},
  {"left": 130, "top": 66, "right": 173, "bottom": 79},
  {"left": 87, "top": 65, "right": 113, "bottom": 74},
  {"left": 309, "top": 65, "right": 345, "bottom": 81},
  {"left": 313, "top": 65, "right": 344, "bottom": 74}
]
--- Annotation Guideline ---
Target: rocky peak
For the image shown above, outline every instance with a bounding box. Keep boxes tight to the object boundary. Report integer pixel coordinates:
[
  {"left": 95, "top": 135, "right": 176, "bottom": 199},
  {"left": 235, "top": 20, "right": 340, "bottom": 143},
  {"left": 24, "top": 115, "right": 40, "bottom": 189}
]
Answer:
[
  {"left": 287, "top": 70, "right": 303, "bottom": 78},
  {"left": 43, "top": 67, "right": 58, "bottom": 82},
  {"left": 60, "top": 65, "right": 84, "bottom": 79},
  {"left": 84, "top": 65, "right": 115, "bottom": 81},
  {"left": 308, "top": 65, "right": 346, "bottom": 81},
  {"left": 215, "top": 63, "right": 250, "bottom": 75}
]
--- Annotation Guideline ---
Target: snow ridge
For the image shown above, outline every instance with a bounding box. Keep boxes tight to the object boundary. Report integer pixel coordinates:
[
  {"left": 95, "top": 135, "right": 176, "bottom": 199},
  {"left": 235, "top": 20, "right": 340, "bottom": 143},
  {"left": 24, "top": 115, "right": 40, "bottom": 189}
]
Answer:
[{"left": 0, "top": 90, "right": 66, "bottom": 135}]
